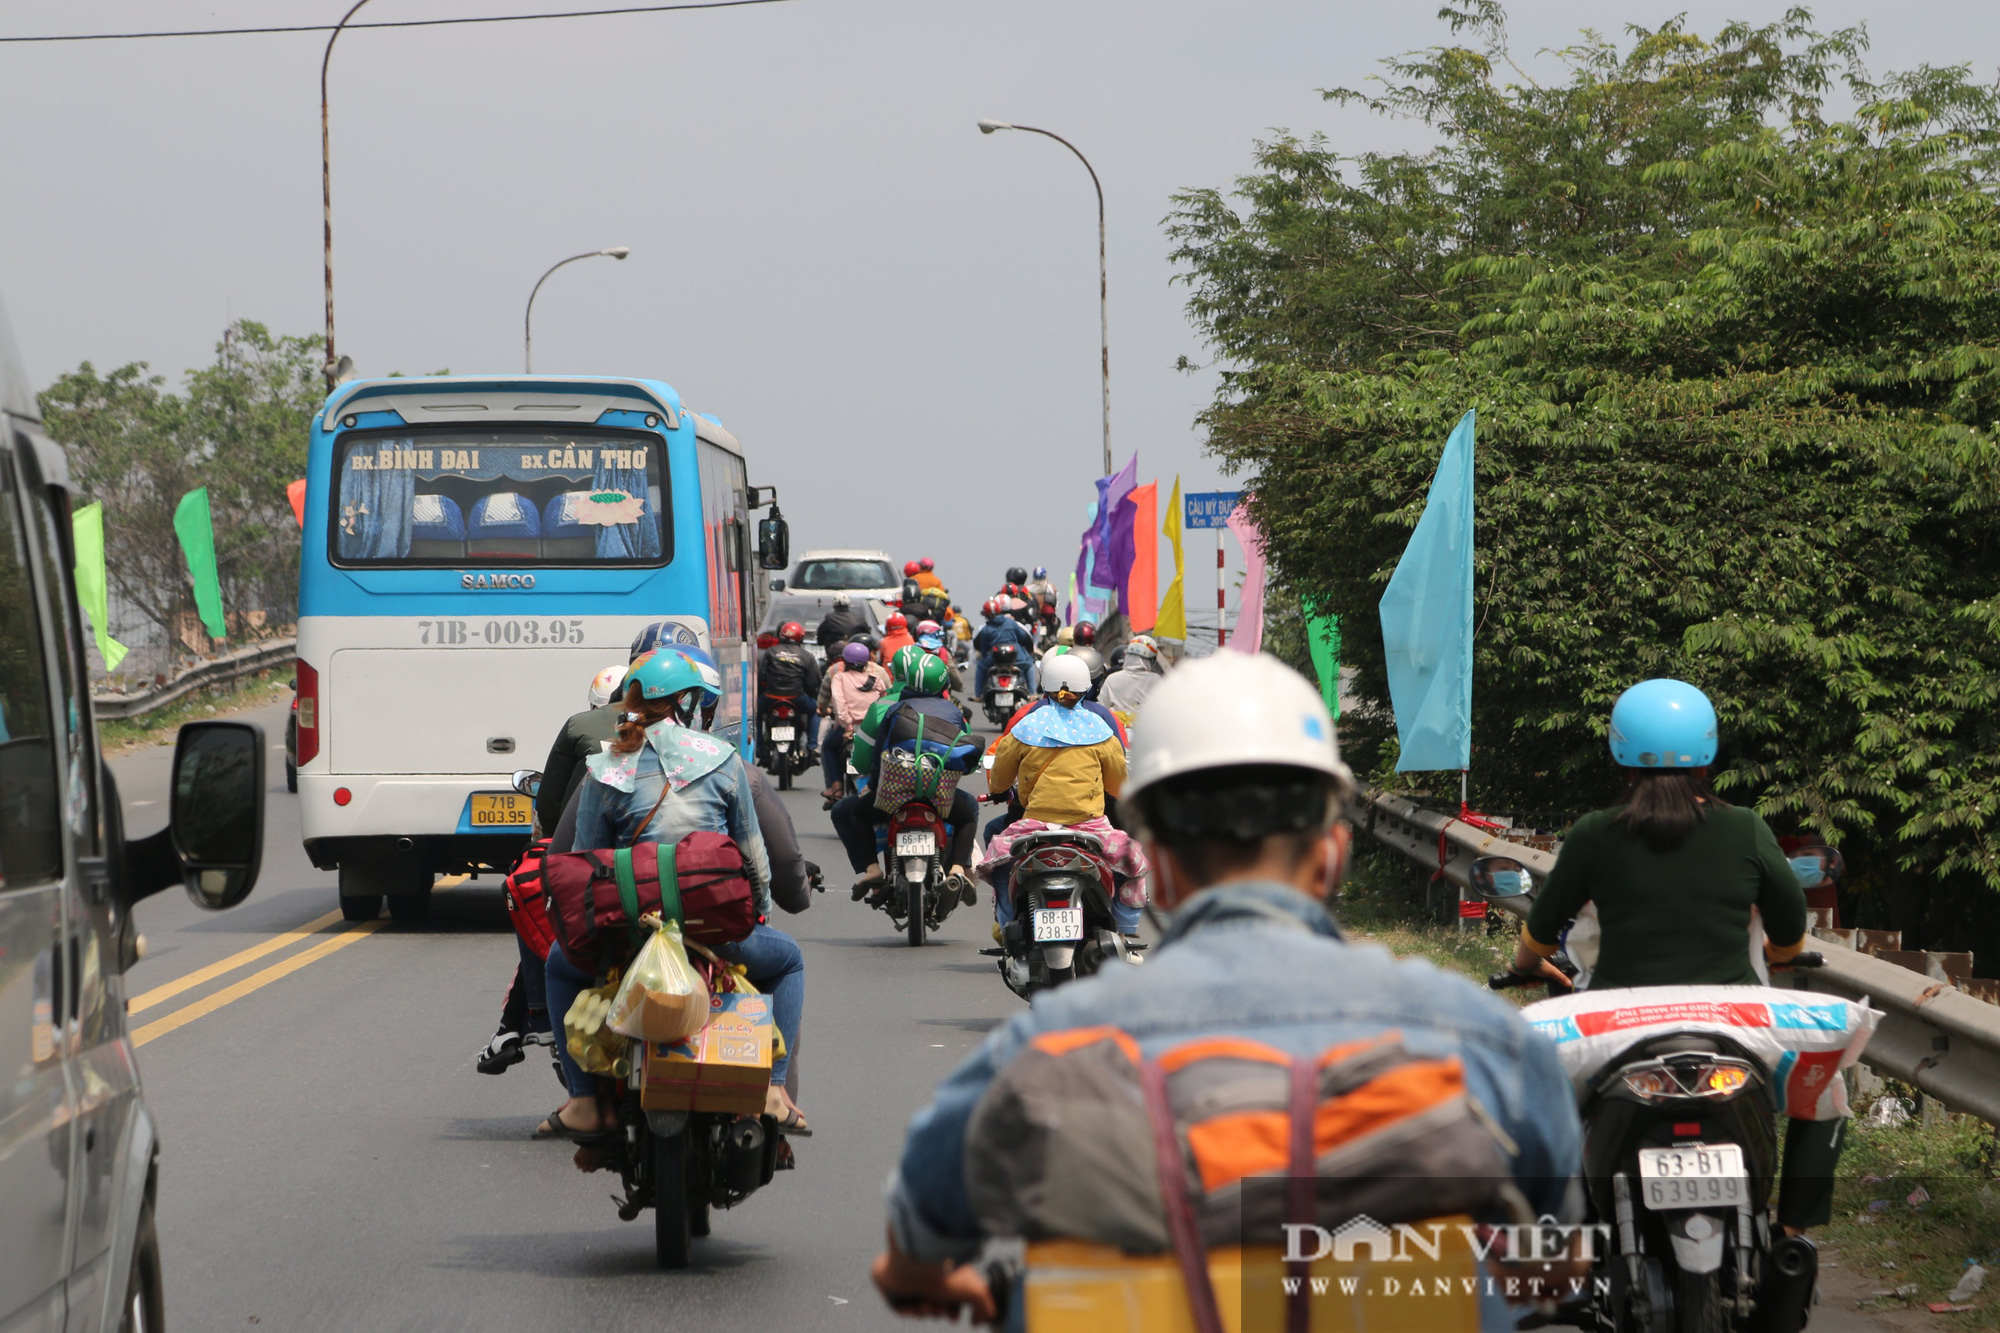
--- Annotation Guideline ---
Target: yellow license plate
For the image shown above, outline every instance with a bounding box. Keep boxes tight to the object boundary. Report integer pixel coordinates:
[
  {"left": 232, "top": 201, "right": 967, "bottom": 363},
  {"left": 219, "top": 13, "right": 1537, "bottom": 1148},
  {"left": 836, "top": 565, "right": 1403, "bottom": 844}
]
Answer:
[{"left": 468, "top": 792, "right": 532, "bottom": 827}]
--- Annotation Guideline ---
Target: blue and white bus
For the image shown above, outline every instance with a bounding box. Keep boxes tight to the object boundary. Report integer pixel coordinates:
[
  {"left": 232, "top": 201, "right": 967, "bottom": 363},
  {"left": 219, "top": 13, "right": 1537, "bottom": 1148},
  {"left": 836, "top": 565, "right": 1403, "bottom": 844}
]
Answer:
[{"left": 294, "top": 375, "right": 782, "bottom": 921}]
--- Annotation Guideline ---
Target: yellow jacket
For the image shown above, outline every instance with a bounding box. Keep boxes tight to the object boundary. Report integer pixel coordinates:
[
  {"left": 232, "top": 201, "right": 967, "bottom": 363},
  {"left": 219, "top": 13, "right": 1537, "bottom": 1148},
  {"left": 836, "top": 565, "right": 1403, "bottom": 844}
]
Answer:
[{"left": 988, "top": 732, "right": 1126, "bottom": 826}]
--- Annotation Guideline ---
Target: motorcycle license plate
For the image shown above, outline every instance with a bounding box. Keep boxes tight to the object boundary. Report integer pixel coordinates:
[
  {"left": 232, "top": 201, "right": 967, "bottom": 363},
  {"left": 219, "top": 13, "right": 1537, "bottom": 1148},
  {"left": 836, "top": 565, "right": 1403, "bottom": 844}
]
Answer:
[
  {"left": 895, "top": 831, "right": 936, "bottom": 857},
  {"left": 995, "top": 692, "right": 1014, "bottom": 706},
  {"left": 1033, "top": 908, "right": 1084, "bottom": 942},
  {"left": 770, "top": 725, "right": 796, "bottom": 742},
  {"left": 1636, "top": 1144, "right": 1748, "bottom": 1210},
  {"left": 467, "top": 792, "right": 532, "bottom": 827}
]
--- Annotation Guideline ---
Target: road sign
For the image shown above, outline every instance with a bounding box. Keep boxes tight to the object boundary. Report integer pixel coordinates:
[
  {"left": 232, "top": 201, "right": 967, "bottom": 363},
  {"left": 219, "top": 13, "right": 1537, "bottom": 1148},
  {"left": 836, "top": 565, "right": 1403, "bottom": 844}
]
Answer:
[{"left": 1184, "top": 490, "right": 1240, "bottom": 530}]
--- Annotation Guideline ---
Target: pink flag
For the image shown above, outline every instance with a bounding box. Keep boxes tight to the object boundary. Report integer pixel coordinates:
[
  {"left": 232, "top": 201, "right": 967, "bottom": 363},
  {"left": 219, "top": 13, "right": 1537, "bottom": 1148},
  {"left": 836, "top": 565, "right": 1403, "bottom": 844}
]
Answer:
[{"left": 1226, "top": 504, "right": 1266, "bottom": 655}]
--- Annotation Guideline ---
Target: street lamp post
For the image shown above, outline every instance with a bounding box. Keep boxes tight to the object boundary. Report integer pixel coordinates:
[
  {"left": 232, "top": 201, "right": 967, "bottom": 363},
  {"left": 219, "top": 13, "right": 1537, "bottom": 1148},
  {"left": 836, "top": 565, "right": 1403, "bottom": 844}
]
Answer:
[
  {"left": 321, "top": 0, "right": 377, "bottom": 392},
  {"left": 979, "top": 119, "right": 1111, "bottom": 477},
  {"left": 524, "top": 248, "right": 631, "bottom": 373}
]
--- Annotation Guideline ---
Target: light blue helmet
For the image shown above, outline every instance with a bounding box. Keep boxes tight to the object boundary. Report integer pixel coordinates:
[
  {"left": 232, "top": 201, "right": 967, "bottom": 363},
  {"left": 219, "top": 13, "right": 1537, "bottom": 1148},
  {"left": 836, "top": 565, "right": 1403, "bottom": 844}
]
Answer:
[
  {"left": 626, "top": 649, "right": 710, "bottom": 704},
  {"left": 671, "top": 644, "right": 724, "bottom": 699},
  {"left": 1608, "top": 679, "right": 1717, "bottom": 769}
]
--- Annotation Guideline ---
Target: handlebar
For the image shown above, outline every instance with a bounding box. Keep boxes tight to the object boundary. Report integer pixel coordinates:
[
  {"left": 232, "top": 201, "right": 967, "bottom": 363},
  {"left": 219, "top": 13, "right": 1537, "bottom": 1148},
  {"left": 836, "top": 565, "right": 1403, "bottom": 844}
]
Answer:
[{"left": 1773, "top": 950, "right": 1825, "bottom": 970}]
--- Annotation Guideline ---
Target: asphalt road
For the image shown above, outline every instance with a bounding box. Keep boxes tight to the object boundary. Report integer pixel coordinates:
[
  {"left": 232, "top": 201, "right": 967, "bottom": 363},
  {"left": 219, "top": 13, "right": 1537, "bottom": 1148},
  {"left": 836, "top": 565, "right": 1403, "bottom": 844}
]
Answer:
[
  {"left": 109, "top": 698, "right": 1897, "bottom": 1333},
  {"left": 112, "top": 696, "right": 1016, "bottom": 1331}
]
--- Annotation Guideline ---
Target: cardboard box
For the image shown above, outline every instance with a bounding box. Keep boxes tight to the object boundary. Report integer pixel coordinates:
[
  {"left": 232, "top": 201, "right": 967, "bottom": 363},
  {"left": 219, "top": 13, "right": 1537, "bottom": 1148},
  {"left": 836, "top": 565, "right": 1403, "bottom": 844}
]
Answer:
[{"left": 641, "top": 990, "right": 773, "bottom": 1115}]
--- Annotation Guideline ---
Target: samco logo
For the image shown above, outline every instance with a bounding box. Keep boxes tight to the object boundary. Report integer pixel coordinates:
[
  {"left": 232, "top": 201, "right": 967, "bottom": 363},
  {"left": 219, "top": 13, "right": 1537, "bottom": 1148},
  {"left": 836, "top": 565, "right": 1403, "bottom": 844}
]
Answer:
[{"left": 461, "top": 573, "right": 537, "bottom": 589}]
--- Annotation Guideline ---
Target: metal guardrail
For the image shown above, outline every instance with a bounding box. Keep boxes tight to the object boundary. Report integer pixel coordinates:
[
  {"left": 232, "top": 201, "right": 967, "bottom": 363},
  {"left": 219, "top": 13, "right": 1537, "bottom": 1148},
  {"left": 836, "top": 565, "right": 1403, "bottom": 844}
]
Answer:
[
  {"left": 90, "top": 638, "right": 296, "bottom": 721},
  {"left": 1362, "top": 789, "right": 2000, "bottom": 1125}
]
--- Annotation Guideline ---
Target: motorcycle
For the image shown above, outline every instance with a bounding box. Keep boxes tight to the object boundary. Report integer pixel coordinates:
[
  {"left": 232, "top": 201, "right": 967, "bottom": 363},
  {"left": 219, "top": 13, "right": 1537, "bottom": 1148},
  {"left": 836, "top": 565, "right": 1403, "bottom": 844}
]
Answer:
[
  {"left": 866, "top": 796, "right": 960, "bottom": 946},
  {"left": 981, "top": 644, "right": 1026, "bottom": 726},
  {"left": 757, "top": 695, "right": 810, "bottom": 791},
  {"left": 1483, "top": 848, "right": 1846, "bottom": 1333},
  {"left": 576, "top": 1009, "right": 791, "bottom": 1270},
  {"left": 985, "top": 826, "right": 1139, "bottom": 998},
  {"left": 502, "top": 775, "right": 789, "bottom": 1271}
]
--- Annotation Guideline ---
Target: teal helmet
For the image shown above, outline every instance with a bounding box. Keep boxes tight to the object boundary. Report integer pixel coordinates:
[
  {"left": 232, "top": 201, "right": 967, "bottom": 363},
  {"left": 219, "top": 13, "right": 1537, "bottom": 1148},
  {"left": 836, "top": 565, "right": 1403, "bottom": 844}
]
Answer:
[
  {"left": 626, "top": 649, "right": 710, "bottom": 704},
  {"left": 672, "top": 644, "right": 724, "bottom": 700},
  {"left": 1608, "top": 679, "right": 1717, "bottom": 768}
]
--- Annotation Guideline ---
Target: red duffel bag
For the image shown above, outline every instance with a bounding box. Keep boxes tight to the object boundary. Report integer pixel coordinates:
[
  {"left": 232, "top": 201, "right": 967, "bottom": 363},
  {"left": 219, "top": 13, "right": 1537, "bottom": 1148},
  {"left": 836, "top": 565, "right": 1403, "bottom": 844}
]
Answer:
[
  {"left": 502, "top": 837, "right": 556, "bottom": 961},
  {"left": 543, "top": 830, "right": 760, "bottom": 974}
]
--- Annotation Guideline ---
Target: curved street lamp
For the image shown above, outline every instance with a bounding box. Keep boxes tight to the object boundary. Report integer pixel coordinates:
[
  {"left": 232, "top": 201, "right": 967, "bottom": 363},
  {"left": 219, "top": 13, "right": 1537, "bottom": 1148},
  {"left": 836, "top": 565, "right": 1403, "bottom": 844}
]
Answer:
[
  {"left": 321, "top": 0, "right": 378, "bottom": 391},
  {"left": 978, "top": 119, "right": 1110, "bottom": 476},
  {"left": 524, "top": 247, "right": 631, "bottom": 373}
]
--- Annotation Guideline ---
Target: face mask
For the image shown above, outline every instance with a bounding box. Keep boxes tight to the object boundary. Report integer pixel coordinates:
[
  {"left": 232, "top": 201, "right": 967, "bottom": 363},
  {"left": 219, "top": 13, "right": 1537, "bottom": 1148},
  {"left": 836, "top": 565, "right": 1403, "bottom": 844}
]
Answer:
[
  {"left": 1487, "top": 870, "right": 1528, "bottom": 897},
  {"left": 1789, "top": 855, "right": 1826, "bottom": 888}
]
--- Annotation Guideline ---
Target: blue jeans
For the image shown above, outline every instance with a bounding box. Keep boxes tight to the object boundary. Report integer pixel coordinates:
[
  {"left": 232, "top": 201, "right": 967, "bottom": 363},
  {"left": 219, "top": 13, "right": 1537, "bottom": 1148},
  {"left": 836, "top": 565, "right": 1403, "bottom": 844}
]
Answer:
[
  {"left": 821, "top": 730, "right": 848, "bottom": 789},
  {"left": 547, "top": 926, "right": 805, "bottom": 1095}
]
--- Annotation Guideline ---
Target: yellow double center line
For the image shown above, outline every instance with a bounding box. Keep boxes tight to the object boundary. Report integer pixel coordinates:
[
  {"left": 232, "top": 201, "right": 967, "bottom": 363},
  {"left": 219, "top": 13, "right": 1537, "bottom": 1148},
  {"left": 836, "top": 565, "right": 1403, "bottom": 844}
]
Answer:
[{"left": 129, "top": 875, "right": 469, "bottom": 1047}]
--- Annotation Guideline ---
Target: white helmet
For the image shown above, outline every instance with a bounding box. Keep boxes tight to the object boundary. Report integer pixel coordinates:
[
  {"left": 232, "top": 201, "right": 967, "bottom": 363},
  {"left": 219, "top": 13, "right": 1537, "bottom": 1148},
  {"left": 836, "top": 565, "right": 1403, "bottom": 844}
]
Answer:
[
  {"left": 832, "top": 592, "right": 851, "bottom": 609},
  {"left": 1126, "top": 652, "right": 1351, "bottom": 800},
  {"left": 588, "top": 663, "right": 628, "bottom": 709},
  {"left": 1040, "top": 654, "right": 1092, "bottom": 697},
  {"left": 1124, "top": 635, "right": 1159, "bottom": 667}
]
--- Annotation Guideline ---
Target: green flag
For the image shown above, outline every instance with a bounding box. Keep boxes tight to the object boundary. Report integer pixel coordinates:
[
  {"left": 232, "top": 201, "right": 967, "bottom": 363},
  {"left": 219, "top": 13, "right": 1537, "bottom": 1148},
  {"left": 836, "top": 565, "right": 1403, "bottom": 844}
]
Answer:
[
  {"left": 70, "top": 501, "right": 127, "bottom": 672},
  {"left": 173, "top": 488, "right": 227, "bottom": 641},
  {"left": 1306, "top": 605, "right": 1341, "bottom": 720}
]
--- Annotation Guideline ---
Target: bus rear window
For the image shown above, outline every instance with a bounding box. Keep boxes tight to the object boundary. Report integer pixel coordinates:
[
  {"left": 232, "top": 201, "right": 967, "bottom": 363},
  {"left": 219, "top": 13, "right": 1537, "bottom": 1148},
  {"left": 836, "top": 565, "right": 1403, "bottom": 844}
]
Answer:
[{"left": 332, "top": 427, "right": 670, "bottom": 566}]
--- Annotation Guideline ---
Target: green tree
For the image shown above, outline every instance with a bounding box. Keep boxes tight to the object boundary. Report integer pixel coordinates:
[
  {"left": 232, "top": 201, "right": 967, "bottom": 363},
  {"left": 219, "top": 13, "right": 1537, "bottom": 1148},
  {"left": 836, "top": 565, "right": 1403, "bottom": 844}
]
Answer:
[
  {"left": 40, "top": 322, "right": 322, "bottom": 663},
  {"left": 1169, "top": 5, "right": 2000, "bottom": 952}
]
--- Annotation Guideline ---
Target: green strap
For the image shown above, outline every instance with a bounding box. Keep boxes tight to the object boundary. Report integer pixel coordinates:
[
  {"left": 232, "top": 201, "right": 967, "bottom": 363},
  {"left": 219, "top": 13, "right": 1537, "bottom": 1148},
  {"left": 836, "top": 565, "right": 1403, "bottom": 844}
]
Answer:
[
  {"left": 612, "top": 847, "right": 644, "bottom": 946},
  {"left": 657, "top": 840, "right": 683, "bottom": 927}
]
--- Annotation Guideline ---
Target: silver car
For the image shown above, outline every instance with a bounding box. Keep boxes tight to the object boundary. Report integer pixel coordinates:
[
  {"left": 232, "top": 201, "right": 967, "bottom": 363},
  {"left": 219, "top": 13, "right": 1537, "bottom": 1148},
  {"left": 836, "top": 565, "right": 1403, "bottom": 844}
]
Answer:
[{"left": 0, "top": 341, "right": 266, "bottom": 1331}]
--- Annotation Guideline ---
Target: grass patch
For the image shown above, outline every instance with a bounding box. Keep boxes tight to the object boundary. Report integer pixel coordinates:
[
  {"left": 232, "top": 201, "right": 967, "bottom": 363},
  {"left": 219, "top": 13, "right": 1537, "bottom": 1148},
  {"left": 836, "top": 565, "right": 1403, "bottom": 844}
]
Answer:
[
  {"left": 96, "top": 668, "right": 292, "bottom": 754},
  {"left": 1334, "top": 845, "right": 1524, "bottom": 994},
  {"left": 1814, "top": 1094, "right": 2000, "bottom": 1325}
]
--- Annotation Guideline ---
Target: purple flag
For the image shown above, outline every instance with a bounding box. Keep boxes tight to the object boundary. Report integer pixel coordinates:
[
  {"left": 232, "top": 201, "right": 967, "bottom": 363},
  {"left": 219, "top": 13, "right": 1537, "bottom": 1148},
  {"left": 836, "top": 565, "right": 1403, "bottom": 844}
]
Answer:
[
  {"left": 1075, "top": 454, "right": 1138, "bottom": 619},
  {"left": 1105, "top": 493, "right": 1139, "bottom": 616}
]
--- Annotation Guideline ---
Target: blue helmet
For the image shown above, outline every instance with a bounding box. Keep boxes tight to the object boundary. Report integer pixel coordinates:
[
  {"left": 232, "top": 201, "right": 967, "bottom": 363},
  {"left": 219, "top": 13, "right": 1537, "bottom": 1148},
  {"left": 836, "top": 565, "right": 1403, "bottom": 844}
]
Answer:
[
  {"left": 629, "top": 619, "right": 702, "bottom": 662},
  {"left": 1608, "top": 679, "right": 1717, "bottom": 769},
  {"left": 626, "top": 649, "right": 710, "bottom": 704},
  {"left": 1032, "top": 566, "right": 1047, "bottom": 580}
]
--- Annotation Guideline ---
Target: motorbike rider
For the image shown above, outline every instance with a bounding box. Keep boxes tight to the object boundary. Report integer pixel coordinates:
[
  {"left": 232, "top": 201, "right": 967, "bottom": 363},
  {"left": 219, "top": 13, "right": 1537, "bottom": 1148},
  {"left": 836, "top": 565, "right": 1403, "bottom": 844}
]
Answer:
[
  {"left": 1504, "top": 678, "right": 1834, "bottom": 1236},
  {"left": 977, "top": 654, "right": 1145, "bottom": 935},
  {"left": 878, "top": 611, "right": 915, "bottom": 665},
  {"left": 758, "top": 621, "right": 824, "bottom": 764},
  {"left": 533, "top": 661, "right": 631, "bottom": 835},
  {"left": 912, "top": 557, "right": 946, "bottom": 596},
  {"left": 817, "top": 640, "right": 893, "bottom": 804},
  {"left": 553, "top": 647, "right": 813, "bottom": 1138},
  {"left": 1068, "top": 619, "right": 1108, "bottom": 697},
  {"left": 873, "top": 653, "right": 1581, "bottom": 1321},
  {"left": 973, "top": 598, "right": 1037, "bottom": 699},
  {"left": 1096, "top": 633, "right": 1165, "bottom": 713},
  {"left": 815, "top": 591, "right": 867, "bottom": 649},
  {"left": 830, "top": 647, "right": 981, "bottom": 905},
  {"left": 914, "top": 618, "right": 969, "bottom": 700}
]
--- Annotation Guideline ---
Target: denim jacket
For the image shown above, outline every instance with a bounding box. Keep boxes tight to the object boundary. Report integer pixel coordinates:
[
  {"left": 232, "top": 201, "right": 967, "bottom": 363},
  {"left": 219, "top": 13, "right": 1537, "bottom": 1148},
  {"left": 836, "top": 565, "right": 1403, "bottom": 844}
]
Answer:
[
  {"left": 572, "top": 742, "right": 772, "bottom": 917},
  {"left": 886, "top": 882, "right": 1582, "bottom": 1269}
]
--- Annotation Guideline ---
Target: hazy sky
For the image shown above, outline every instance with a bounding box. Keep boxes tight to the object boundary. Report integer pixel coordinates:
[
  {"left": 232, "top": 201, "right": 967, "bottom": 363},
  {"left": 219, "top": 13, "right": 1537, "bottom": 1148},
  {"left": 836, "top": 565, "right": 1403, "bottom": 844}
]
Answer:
[{"left": 2, "top": 0, "right": 1994, "bottom": 618}]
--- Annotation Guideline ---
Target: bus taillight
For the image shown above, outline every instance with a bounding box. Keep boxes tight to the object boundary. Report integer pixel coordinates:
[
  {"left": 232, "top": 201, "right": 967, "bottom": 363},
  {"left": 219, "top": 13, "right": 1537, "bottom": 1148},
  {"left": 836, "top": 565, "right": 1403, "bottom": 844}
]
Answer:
[{"left": 296, "top": 659, "right": 320, "bottom": 765}]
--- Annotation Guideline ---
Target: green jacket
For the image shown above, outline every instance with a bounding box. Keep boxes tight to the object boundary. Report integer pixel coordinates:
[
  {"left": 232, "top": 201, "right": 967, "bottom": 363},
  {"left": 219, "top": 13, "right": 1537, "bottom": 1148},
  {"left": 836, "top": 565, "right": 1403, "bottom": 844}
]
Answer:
[
  {"left": 1524, "top": 803, "right": 1808, "bottom": 989},
  {"left": 535, "top": 704, "right": 620, "bottom": 832}
]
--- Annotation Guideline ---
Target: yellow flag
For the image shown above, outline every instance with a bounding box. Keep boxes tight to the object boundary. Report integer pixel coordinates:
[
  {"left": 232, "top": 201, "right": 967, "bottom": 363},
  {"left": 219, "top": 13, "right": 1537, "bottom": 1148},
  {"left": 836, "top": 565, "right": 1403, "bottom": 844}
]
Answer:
[{"left": 1155, "top": 476, "right": 1187, "bottom": 640}]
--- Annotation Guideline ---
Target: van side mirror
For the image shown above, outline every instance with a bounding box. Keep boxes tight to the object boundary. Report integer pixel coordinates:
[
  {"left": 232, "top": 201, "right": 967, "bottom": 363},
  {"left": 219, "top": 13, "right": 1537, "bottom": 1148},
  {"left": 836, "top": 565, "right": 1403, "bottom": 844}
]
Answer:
[
  {"left": 120, "top": 721, "right": 266, "bottom": 911},
  {"left": 757, "top": 508, "right": 790, "bottom": 570}
]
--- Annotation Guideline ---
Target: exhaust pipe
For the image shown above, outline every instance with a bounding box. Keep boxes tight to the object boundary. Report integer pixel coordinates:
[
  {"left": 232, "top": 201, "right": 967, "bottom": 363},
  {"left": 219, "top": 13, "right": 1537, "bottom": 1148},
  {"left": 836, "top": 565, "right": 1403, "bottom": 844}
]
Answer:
[{"left": 1761, "top": 1235, "right": 1816, "bottom": 1333}]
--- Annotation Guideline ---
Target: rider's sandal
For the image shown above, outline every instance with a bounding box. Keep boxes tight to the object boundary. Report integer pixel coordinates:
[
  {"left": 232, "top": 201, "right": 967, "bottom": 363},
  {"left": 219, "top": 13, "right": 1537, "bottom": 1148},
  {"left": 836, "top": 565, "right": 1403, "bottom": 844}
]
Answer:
[
  {"left": 770, "top": 1106, "right": 813, "bottom": 1138},
  {"left": 533, "top": 1108, "right": 608, "bottom": 1142},
  {"left": 476, "top": 1030, "right": 525, "bottom": 1075},
  {"left": 850, "top": 870, "right": 884, "bottom": 902}
]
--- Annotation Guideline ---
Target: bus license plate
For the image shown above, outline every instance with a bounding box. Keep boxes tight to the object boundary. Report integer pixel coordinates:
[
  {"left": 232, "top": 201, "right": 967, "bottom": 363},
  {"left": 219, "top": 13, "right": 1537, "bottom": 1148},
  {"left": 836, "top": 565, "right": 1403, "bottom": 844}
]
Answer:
[
  {"left": 995, "top": 692, "right": 1014, "bottom": 707},
  {"left": 1636, "top": 1144, "right": 1747, "bottom": 1210},
  {"left": 1033, "top": 908, "right": 1083, "bottom": 941},
  {"left": 468, "top": 792, "right": 532, "bottom": 827},
  {"left": 770, "top": 726, "right": 795, "bottom": 742},
  {"left": 895, "top": 831, "right": 936, "bottom": 856}
]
